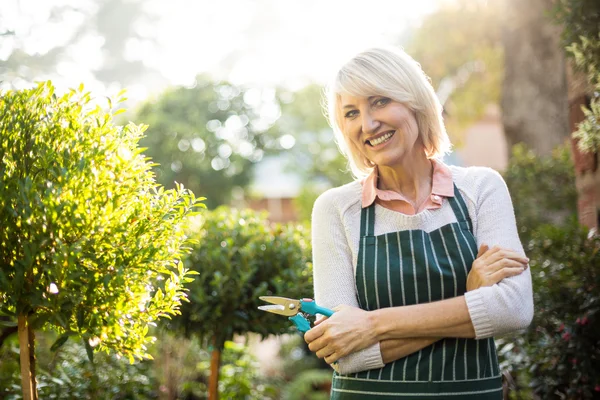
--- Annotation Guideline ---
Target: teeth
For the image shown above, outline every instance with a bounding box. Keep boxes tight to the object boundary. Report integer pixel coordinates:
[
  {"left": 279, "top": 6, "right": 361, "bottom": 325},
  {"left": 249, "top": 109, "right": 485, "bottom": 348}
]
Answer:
[{"left": 369, "top": 132, "right": 394, "bottom": 146}]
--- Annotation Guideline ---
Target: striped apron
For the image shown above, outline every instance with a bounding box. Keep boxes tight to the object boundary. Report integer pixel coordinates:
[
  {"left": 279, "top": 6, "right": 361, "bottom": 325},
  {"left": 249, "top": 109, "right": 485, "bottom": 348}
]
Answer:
[{"left": 331, "top": 185, "right": 502, "bottom": 399}]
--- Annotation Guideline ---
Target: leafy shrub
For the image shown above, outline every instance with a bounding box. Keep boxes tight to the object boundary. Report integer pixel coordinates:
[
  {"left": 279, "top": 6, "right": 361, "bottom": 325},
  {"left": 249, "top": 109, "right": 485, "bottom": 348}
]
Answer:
[
  {"left": 281, "top": 369, "right": 332, "bottom": 400},
  {"left": 170, "top": 206, "right": 313, "bottom": 347},
  {"left": 524, "top": 219, "right": 600, "bottom": 398},
  {"left": 0, "top": 331, "right": 157, "bottom": 400},
  {"left": 152, "top": 334, "right": 279, "bottom": 400},
  {"left": 1, "top": 330, "right": 279, "bottom": 400},
  {"left": 500, "top": 145, "right": 600, "bottom": 399},
  {"left": 166, "top": 206, "right": 313, "bottom": 397},
  {"left": 277, "top": 335, "right": 332, "bottom": 400},
  {"left": 553, "top": 0, "right": 600, "bottom": 154},
  {"left": 0, "top": 81, "right": 203, "bottom": 367},
  {"left": 503, "top": 144, "right": 577, "bottom": 243}
]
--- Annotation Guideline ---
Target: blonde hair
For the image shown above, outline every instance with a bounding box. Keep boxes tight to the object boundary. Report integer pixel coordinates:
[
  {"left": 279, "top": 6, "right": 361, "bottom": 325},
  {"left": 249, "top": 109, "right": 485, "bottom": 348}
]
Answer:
[{"left": 324, "top": 46, "right": 451, "bottom": 179}]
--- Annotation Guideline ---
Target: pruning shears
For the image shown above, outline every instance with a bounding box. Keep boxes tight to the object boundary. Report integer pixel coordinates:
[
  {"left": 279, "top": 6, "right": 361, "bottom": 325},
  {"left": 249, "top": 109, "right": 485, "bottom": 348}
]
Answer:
[{"left": 258, "top": 296, "right": 334, "bottom": 333}]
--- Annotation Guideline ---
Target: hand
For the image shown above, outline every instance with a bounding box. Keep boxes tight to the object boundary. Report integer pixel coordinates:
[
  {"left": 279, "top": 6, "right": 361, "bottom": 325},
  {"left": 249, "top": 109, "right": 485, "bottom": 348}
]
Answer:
[
  {"left": 304, "top": 304, "right": 378, "bottom": 364},
  {"left": 467, "top": 244, "right": 529, "bottom": 291}
]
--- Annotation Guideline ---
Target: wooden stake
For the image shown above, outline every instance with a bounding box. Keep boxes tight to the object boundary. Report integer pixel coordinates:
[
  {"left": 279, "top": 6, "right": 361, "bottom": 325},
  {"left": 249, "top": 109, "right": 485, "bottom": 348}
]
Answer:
[
  {"left": 208, "top": 340, "right": 221, "bottom": 400},
  {"left": 18, "top": 315, "right": 34, "bottom": 400},
  {"left": 28, "top": 325, "right": 38, "bottom": 400}
]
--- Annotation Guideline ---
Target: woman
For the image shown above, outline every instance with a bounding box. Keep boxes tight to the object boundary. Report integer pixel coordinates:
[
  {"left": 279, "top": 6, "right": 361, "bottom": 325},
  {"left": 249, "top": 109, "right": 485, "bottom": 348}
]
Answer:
[{"left": 304, "top": 46, "right": 533, "bottom": 399}]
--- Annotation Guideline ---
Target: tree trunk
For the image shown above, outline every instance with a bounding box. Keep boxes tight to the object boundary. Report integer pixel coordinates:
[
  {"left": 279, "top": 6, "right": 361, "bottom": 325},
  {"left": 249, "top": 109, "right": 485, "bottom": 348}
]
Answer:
[
  {"left": 18, "top": 315, "right": 34, "bottom": 400},
  {"left": 28, "top": 325, "right": 38, "bottom": 400},
  {"left": 208, "top": 339, "right": 222, "bottom": 400},
  {"left": 501, "top": 0, "right": 570, "bottom": 156}
]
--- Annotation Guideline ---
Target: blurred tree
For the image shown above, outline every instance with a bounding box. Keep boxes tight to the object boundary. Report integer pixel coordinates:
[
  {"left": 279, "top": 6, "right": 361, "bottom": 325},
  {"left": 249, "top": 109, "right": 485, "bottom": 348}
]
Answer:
[
  {"left": 501, "top": 0, "right": 570, "bottom": 156},
  {"left": 91, "top": 0, "right": 159, "bottom": 84},
  {"left": 0, "top": 82, "right": 203, "bottom": 399},
  {"left": 405, "top": 0, "right": 504, "bottom": 145},
  {"left": 271, "top": 85, "right": 351, "bottom": 222},
  {"left": 168, "top": 207, "right": 313, "bottom": 399},
  {"left": 0, "top": 0, "right": 160, "bottom": 87},
  {"left": 135, "top": 76, "right": 281, "bottom": 208},
  {"left": 275, "top": 85, "right": 351, "bottom": 188}
]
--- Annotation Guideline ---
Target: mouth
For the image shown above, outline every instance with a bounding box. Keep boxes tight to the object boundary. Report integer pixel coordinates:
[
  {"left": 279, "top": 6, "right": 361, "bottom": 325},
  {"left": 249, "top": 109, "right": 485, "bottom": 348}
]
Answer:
[{"left": 366, "top": 131, "right": 395, "bottom": 147}]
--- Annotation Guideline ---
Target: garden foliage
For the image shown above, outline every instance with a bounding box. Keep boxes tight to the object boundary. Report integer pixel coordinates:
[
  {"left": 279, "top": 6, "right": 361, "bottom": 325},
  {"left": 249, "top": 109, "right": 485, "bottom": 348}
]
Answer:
[
  {"left": 554, "top": 0, "right": 600, "bottom": 154},
  {"left": 501, "top": 145, "right": 600, "bottom": 399},
  {"left": 170, "top": 206, "right": 313, "bottom": 348},
  {"left": 0, "top": 81, "right": 204, "bottom": 363}
]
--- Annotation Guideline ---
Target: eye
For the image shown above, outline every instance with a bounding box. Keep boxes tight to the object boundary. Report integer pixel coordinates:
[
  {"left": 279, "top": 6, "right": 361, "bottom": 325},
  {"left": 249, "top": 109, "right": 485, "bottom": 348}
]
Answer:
[
  {"left": 373, "top": 97, "right": 391, "bottom": 107},
  {"left": 344, "top": 109, "right": 358, "bottom": 119}
]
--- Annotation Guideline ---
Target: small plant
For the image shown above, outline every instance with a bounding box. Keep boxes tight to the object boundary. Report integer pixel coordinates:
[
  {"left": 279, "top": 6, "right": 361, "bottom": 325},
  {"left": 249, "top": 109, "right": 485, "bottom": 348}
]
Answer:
[
  {"left": 167, "top": 207, "right": 313, "bottom": 399},
  {"left": 526, "top": 219, "right": 600, "bottom": 399},
  {"left": 0, "top": 81, "right": 204, "bottom": 399},
  {"left": 499, "top": 145, "right": 600, "bottom": 399}
]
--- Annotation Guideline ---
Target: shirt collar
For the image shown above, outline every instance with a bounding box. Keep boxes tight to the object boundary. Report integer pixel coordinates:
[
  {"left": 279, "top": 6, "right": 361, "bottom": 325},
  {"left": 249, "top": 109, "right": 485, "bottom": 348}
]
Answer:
[{"left": 361, "top": 159, "right": 454, "bottom": 208}]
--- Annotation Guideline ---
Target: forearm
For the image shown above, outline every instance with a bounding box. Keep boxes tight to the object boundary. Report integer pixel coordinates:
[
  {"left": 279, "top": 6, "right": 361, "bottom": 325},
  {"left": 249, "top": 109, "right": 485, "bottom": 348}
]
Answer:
[
  {"left": 372, "top": 296, "right": 476, "bottom": 341},
  {"left": 380, "top": 337, "right": 440, "bottom": 364}
]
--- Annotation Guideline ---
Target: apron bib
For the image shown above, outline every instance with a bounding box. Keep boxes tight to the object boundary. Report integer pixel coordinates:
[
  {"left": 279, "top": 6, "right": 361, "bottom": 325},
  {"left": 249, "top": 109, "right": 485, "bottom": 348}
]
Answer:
[{"left": 331, "top": 185, "right": 502, "bottom": 399}]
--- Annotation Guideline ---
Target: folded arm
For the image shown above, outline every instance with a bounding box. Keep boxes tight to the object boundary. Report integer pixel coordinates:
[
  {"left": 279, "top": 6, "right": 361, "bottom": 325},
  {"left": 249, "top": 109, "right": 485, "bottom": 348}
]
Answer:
[{"left": 311, "top": 191, "right": 385, "bottom": 374}]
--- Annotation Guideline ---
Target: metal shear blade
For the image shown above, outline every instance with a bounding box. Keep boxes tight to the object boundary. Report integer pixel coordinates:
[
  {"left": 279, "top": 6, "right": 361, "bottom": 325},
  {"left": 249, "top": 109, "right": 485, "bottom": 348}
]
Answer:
[{"left": 258, "top": 296, "right": 300, "bottom": 316}]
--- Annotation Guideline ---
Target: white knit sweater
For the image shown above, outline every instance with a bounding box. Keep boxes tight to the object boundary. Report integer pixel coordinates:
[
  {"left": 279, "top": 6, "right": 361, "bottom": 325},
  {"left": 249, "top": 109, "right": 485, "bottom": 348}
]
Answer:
[{"left": 311, "top": 165, "right": 534, "bottom": 375}]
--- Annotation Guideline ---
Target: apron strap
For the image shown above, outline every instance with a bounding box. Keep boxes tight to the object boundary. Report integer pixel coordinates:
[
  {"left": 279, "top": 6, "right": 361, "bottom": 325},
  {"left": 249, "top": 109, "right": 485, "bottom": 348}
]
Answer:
[
  {"left": 360, "top": 204, "right": 376, "bottom": 237},
  {"left": 448, "top": 183, "right": 473, "bottom": 232}
]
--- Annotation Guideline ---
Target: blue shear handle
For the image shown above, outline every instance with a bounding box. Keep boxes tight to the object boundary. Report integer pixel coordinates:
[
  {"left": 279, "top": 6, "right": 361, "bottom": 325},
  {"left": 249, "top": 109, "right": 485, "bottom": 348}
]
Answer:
[
  {"left": 289, "top": 314, "right": 311, "bottom": 333},
  {"left": 300, "top": 300, "right": 334, "bottom": 317}
]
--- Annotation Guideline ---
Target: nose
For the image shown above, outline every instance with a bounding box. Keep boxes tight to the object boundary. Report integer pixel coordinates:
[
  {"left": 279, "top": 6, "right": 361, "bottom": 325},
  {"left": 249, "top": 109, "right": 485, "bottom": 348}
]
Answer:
[{"left": 361, "top": 110, "right": 380, "bottom": 135}]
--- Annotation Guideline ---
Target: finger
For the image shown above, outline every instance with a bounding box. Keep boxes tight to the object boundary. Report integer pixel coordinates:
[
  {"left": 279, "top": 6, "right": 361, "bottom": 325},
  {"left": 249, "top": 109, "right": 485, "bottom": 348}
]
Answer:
[
  {"left": 325, "top": 353, "right": 339, "bottom": 364},
  {"left": 304, "top": 324, "right": 325, "bottom": 344},
  {"left": 486, "top": 258, "right": 528, "bottom": 274},
  {"left": 307, "top": 336, "right": 328, "bottom": 353},
  {"left": 313, "top": 315, "right": 328, "bottom": 326},
  {"left": 486, "top": 249, "right": 529, "bottom": 265},
  {"left": 490, "top": 266, "right": 525, "bottom": 283},
  {"left": 316, "top": 346, "right": 336, "bottom": 359}
]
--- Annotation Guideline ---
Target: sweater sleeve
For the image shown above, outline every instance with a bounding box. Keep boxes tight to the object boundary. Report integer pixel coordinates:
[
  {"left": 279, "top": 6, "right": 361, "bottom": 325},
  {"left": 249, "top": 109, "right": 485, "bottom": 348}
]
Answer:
[
  {"left": 311, "top": 189, "right": 385, "bottom": 374},
  {"left": 462, "top": 168, "right": 534, "bottom": 338}
]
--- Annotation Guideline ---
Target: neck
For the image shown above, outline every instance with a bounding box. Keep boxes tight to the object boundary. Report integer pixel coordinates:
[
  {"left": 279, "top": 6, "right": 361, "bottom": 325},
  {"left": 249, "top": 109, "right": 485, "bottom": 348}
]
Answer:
[{"left": 376, "top": 148, "right": 433, "bottom": 206}]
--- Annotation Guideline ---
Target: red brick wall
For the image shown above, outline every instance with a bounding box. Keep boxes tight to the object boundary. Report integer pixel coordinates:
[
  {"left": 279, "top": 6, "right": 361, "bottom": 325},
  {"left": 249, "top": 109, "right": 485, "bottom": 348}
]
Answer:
[{"left": 569, "top": 95, "right": 599, "bottom": 230}]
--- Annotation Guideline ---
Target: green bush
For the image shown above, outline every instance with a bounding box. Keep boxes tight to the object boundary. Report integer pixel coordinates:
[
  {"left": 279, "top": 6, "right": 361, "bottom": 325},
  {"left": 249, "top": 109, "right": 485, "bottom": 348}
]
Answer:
[
  {"left": 503, "top": 144, "right": 577, "bottom": 244},
  {"left": 170, "top": 206, "right": 313, "bottom": 346},
  {"left": 277, "top": 335, "right": 332, "bottom": 400},
  {"left": 0, "top": 81, "right": 203, "bottom": 365},
  {"left": 0, "top": 331, "right": 157, "bottom": 400},
  {"left": 152, "top": 334, "right": 279, "bottom": 400},
  {"left": 500, "top": 145, "right": 600, "bottom": 399},
  {"left": 166, "top": 206, "right": 313, "bottom": 397},
  {"left": 553, "top": 0, "right": 600, "bottom": 154},
  {"left": 525, "top": 219, "right": 600, "bottom": 398},
  {"left": 0, "top": 330, "right": 280, "bottom": 400}
]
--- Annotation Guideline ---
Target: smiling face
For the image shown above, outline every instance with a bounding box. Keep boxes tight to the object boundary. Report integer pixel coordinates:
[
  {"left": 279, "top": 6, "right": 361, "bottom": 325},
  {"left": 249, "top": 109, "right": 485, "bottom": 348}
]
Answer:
[{"left": 339, "top": 93, "right": 422, "bottom": 169}]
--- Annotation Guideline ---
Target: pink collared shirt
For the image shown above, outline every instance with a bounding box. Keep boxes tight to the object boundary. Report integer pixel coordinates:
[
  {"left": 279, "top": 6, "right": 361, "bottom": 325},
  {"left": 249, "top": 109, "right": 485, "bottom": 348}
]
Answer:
[{"left": 361, "top": 159, "right": 454, "bottom": 215}]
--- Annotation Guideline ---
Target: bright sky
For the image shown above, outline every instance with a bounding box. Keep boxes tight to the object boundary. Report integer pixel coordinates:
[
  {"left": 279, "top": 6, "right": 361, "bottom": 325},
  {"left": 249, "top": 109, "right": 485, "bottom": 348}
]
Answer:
[
  {"left": 1, "top": 0, "right": 442, "bottom": 197},
  {"left": 1, "top": 0, "right": 440, "bottom": 100}
]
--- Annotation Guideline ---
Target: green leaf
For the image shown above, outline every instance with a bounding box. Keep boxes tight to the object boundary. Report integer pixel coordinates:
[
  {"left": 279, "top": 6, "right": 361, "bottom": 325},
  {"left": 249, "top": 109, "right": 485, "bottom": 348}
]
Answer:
[
  {"left": 29, "top": 313, "right": 51, "bottom": 329},
  {"left": 84, "top": 339, "right": 94, "bottom": 363},
  {"left": 50, "top": 333, "right": 71, "bottom": 352}
]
